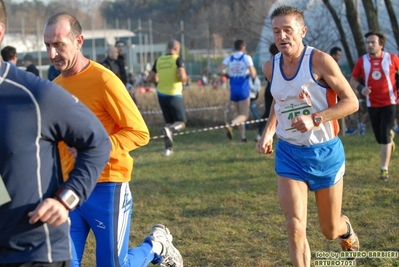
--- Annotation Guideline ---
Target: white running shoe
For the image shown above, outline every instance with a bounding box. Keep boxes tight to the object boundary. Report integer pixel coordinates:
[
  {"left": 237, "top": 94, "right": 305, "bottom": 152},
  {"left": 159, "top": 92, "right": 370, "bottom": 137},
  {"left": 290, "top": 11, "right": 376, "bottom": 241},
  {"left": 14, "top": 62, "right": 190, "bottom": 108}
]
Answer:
[
  {"left": 149, "top": 224, "right": 183, "bottom": 267},
  {"left": 358, "top": 123, "right": 366, "bottom": 136},
  {"left": 163, "top": 148, "right": 173, "bottom": 157}
]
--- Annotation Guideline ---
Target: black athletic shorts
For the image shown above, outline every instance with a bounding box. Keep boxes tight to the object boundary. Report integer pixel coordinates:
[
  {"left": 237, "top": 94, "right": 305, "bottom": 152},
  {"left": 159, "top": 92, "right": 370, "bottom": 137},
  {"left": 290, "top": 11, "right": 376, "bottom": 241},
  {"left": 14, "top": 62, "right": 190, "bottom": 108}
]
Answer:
[
  {"left": 157, "top": 94, "right": 187, "bottom": 124},
  {"left": 368, "top": 104, "right": 396, "bottom": 144}
]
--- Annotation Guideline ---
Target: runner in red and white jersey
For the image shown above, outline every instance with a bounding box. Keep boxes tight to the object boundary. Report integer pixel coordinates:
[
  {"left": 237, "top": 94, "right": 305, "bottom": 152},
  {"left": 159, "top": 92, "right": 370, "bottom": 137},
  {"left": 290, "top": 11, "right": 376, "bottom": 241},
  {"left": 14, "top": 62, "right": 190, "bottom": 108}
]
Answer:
[{"left": 350, "top": 31, "right": 399, "bottom": 181}]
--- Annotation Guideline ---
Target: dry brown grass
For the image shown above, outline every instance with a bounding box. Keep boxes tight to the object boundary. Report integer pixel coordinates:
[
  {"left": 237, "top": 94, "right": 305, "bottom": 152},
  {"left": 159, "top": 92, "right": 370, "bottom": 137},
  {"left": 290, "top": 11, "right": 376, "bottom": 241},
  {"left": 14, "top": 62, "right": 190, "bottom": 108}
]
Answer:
[{"left": 135, "top": 85, "right": 266, "bottom": 129}]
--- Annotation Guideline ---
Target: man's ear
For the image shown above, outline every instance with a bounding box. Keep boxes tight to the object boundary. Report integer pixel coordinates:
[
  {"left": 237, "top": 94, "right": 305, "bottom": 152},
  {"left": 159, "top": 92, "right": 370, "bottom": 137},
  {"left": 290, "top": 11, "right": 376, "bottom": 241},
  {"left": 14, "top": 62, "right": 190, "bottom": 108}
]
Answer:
[
  {"left": 301, "top": 26, "right": 308, "bottom": 38},
  {"left": 76, "top": 34, "right": 84, "bottom": 50}
]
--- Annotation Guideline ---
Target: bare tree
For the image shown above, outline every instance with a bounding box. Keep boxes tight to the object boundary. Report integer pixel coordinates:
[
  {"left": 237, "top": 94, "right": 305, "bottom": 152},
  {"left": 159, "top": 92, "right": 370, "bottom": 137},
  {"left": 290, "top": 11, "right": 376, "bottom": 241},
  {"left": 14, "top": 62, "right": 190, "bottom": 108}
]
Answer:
[
  {"left": 99, "top": 0, "right": 275, "bottom": 54},
  {"left": 343, "top": 0, "right": 366, "bottom": 58},
  {"left": 384, "top": 0, "right": 399, "bottom": 50},
  {"left": 322, "top": 0, "right": 355, "bottom": 69},
  {"left": 362, "top": 0, "right": 380, "bottom": 32},
  {"left": 177, "top": 0, "right": 275, "bottom": 52}
]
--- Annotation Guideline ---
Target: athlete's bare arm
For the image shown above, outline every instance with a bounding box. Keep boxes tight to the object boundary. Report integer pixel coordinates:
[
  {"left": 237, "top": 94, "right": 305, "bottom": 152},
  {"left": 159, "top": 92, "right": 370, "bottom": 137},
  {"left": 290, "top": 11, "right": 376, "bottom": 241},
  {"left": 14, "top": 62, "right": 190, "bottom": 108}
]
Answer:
[
  {"left": 312, "top": 50, "right": 359, "bottom": 121},
  {"left": 256, "top": 60, "right": 276, "bottom": 154}
]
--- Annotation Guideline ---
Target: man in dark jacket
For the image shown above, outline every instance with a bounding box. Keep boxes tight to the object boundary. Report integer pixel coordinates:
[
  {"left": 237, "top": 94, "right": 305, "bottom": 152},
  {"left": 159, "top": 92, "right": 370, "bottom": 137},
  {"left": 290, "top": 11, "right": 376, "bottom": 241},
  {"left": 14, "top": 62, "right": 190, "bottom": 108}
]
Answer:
[
  {"left": 115, "top": 40, "right": 128, "bottom": 85},
  {"left": 22, "top": 53, "right": 40, "bottom": 76},
  {"left": 101, "top": 46, "right": 125, "bottom": 84},
  {"left": 0, "top": 2, "right": 111, "bottom": 265}
]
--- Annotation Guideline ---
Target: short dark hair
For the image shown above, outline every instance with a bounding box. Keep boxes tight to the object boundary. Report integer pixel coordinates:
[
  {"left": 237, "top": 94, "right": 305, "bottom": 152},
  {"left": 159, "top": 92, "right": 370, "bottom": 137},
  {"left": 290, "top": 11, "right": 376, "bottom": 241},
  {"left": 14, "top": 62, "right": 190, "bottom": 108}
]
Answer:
[
  {"left": 234, "top": 40, "right": 245, "bottom": 51},
  {"left": 1, "top": 46, "right": 16, "bottom": 61},
  {"left": 167, "top": 39, "right": 180, "bottom": 51},
  {"left": 364, "top": 31, "right": 386, "bottom": 47},
  {"left": 270, "top": 5, "right": 304, "bottom": 26},
  {"left": 45, "top": 12, "right": 82, "bottom": 39},
  {"left": 23, "top": 54, "right": 34, "bottom": 62},
  {"left": 115, "top": 40, "right": 124, "bottom": 47},
  {"left": 330, "top": 46, "right": 342, "bottom": 56}
]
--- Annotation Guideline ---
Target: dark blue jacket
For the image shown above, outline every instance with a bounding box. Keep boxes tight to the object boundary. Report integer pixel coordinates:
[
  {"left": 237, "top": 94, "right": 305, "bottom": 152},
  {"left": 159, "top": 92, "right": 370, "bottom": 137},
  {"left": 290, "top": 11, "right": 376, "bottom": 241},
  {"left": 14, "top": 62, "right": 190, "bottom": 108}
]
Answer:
[
  {"left": 48, "top": 64, "right": 61, "bottom": 81},
  {"left": 0, "top": 62, "right": 111, "bottom": 263}
]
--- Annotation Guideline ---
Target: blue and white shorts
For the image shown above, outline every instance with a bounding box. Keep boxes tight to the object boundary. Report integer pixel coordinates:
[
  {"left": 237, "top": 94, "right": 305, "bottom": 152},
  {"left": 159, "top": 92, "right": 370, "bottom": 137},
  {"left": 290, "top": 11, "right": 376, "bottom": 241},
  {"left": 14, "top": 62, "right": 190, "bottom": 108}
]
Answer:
[{"left": 275, "top": 137, "right": 345, "bottom": 191}]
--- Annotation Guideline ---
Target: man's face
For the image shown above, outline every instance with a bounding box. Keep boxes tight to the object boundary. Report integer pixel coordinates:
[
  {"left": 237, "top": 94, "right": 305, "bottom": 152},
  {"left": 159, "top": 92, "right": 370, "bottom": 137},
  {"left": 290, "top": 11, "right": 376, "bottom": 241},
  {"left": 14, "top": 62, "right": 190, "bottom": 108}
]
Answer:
[
  {"left": 272, "top": 14, "right": 306, "bottom": 55},
  {"left": 43, "top": 19, "right": 82, "bottom": 73},
  {"left": 366, "top": 35, "right": 383, "bottom": 56},
  {"left": 116, "top": 43, "right": 124, "bottom": 54},
  {"left": 22, "top": 60, "right": 31, "bottom": 67},
  {"left": 109, "top": 47, "right": 119, "bottom": 60},
  {"left": 332, "top": 51, "right": 342, "bottom": 63}
]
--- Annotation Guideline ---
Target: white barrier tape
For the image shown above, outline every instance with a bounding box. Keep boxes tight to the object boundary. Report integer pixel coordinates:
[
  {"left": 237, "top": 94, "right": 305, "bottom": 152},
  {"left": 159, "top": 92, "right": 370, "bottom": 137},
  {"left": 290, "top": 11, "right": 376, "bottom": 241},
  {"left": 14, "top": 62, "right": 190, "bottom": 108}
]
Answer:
[
  {"left": 141, "top": 110, "right": 163, "bottom": 115},
  {"left": 151, "top": 118, "right": 268, "bottom": 140},
  {"left": 141, "top": 105, "right": 226, "bottom": 115},
  {"left": 141, "top": 102, "right": 266, "bottom": 115}
]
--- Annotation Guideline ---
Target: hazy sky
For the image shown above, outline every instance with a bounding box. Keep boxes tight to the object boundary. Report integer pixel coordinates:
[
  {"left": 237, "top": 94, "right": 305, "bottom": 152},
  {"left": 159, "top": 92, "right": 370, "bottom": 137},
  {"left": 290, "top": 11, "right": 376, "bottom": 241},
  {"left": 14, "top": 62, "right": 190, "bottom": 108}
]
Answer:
[
  {"left": 9, "top": 0, "right": 108, "bottom": 7},
  {"left": 10, "top": 0, "right": 110, "bottom": 2},
  {"left": 11, "top": 0, "right": 51, "bottom": 3}
]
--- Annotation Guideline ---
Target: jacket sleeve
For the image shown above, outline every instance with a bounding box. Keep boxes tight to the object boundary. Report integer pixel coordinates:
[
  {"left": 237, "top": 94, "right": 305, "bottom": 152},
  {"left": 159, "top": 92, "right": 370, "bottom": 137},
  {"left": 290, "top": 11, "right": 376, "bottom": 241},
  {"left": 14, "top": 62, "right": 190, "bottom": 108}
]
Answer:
[{"left": 39, "top": 83, "right": 111, "bottom": 203}]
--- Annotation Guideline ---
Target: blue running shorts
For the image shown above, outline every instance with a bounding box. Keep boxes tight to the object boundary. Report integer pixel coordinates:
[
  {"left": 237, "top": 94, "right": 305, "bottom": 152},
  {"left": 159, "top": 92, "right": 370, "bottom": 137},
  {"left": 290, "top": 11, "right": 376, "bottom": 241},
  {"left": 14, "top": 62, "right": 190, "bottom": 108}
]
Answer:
[
  {"left": 275, "top": 137, "right": 345, "bottom": 191},
  {"left": 230, "top": 87, "right": 249, "bottom": 102}
]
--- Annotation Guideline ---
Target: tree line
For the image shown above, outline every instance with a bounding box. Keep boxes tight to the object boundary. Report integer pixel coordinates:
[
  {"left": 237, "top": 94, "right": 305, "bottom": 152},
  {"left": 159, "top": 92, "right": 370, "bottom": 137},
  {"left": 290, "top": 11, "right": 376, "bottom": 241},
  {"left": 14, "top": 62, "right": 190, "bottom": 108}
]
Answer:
[
  {"left": 4, "top": 0, "right": 399, "bottom": 71},
  {"left": 322, "top": 0, "right": 399, "bottom": 69}
]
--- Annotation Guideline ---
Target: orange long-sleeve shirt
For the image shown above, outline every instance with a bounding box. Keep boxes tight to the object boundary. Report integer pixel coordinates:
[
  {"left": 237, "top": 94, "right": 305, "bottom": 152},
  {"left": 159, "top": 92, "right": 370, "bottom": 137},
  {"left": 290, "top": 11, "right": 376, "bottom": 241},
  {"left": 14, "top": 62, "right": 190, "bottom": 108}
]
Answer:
[{"left": 55, "top": 60, "right": 149, "bottom": 182}]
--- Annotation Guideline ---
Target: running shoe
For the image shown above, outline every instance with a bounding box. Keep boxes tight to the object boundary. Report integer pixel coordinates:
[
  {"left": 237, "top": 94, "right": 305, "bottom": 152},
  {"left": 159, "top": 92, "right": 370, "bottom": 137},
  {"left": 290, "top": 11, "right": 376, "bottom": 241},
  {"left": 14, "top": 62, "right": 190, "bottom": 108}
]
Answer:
[
  {"left": 163, "top": 148, "right": 173, "bottom": 157},
  {"left": 149, "top": 224, "right": 183, "bottom": 267},
  {"left": 338, "top": 216, "right": 360, "bottom": 252},
  {"left": 380, "top": 169, "right": 389, "bottom": 181},
  {"left": 225, "top": 125, "right": 233, "bottom": 140},
  {"left": 345, "top": 128, "right": 357, "bottom": 135},
  {"left": 358, "top": 123, "right": 366, "bottom": 136}
]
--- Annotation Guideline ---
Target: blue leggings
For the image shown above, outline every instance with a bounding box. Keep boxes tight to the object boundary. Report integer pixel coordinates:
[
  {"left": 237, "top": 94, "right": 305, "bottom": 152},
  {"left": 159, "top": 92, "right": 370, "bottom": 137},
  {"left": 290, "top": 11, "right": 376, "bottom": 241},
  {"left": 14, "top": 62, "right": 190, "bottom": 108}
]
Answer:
[{"left": 70, "top": 182, "right": 157, "bottom": 267}]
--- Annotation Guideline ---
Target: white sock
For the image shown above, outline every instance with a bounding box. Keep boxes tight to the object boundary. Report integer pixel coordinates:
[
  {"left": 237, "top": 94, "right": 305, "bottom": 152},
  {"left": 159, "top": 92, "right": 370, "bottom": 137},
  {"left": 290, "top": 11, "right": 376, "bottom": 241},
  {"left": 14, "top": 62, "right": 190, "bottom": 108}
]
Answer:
[{"left": 152, "top": 240, "right": 163, "bottom": 255}]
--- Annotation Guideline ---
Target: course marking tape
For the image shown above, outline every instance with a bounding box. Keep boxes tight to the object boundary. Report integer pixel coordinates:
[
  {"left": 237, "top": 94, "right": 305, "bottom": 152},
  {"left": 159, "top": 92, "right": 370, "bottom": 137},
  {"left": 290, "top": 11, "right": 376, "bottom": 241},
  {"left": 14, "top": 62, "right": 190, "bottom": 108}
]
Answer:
[
  {"left": 151, "top": 118, "right": 268, "bottom": 140},
  {"left": 141, "top": 103, "right": 265, "bottom": 115}
]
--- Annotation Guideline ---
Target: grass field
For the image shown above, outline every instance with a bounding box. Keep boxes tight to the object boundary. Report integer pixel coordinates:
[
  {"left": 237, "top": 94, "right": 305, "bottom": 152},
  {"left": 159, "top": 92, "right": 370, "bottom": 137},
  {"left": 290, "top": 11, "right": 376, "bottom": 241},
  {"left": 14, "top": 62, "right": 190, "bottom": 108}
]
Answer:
[{"left": 82, "top": 87, "right": 399, "bottom": 267}]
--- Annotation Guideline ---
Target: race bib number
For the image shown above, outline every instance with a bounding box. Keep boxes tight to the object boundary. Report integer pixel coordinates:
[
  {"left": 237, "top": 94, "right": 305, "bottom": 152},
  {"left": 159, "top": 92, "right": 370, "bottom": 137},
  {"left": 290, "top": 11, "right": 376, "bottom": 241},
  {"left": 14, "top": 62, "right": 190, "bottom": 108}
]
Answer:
[
  {"left": 229, "top": 61, "right": 247, "bottom": 76},
  {"left": 0, "top": 174, "right": 11, "bottom": 205},
  {"left": 279, "top": 101, "right": 313, "bottom": 137}
]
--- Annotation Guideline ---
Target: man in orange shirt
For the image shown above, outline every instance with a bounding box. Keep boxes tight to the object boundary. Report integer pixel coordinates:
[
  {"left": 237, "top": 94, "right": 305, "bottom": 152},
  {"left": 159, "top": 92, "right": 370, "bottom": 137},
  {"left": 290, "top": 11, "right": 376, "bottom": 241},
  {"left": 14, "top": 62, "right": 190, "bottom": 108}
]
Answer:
[{"left": 44, "top": 12, "right": 183, "bottom": 267}]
